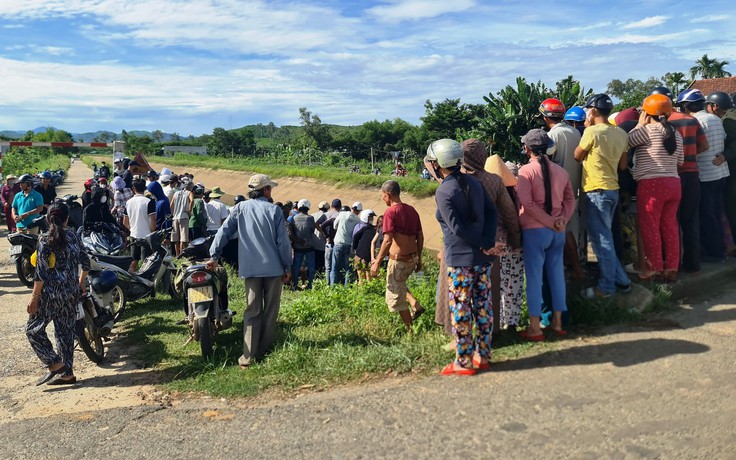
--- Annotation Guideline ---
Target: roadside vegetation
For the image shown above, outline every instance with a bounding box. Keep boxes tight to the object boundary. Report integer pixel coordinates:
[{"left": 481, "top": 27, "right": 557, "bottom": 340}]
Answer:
[{"left": 2, "top": 149, "right": 70, "bottom": 177}]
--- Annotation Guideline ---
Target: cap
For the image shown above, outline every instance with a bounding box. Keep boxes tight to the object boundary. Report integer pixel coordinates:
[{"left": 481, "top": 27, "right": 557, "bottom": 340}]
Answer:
[
  {"left": 160, "top": 174, "right": 171, "bottom": 184},
  {"left": 114, "top": 158, "right": 122, "bottom": 163},
  {"left": 6, "top": 174, "right": 17, "bottom": 180},
  {"left": 352, "top": 201, "right": 363, "bottom": 211},
  {"left": 359, "top": 209, "right": 376, "bottom": 223},
  {"left": 341, "top": 205, "right": 351, "bottom": 212},
  {"left": 147, "top": 170, "right": 159, "bottom": 178},
  {"left": 168, "top": 174, "right": 179, "bottom": 182},
  {"left": 297, "top": 199, "right": 311, "bottom": 209},
  {"left": 209, "top": 186, "right": 225, "bottom": 198},
  {"left": 521, "top": 128, "right": 551, "bottom": 148},
  {"left": 318, "top": 200, "right": 329, "bottom": 210},
  {"left": 248, "top": 174, "right": 278, "bottom": 191},
  {"left": 98, "top": 177, "right": 108, "bottom": 183},
  {"left": 331, "top": 199, "right": 342, "bottom": 209}
]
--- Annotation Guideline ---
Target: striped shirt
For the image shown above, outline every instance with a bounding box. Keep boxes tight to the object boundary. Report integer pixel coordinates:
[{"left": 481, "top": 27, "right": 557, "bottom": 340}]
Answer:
[
  {"left": 628, "top": 123, "right": 684, "bottom": 181},
  {"left": 693, "top": 111, "right": 729, "bottom": 182},
  {"left": 668, "top": 112, "right": 705, "bottom": 174}
]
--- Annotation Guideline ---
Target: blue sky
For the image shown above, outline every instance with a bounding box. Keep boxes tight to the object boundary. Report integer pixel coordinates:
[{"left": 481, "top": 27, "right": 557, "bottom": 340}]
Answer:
[{"left": 0, "top": 0, "right": 733, "bottom": 136}]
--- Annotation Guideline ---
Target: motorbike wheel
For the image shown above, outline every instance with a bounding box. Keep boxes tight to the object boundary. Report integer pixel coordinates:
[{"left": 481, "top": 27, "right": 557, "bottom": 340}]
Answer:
[
  {"left": 197, "top": 317, "right": 213, "bottom": 359},
  {"left": 111, "top": 286, "right": 127, "bottom": 322},
  {"left": 16, "top": 254, "right": 35, "bottom": 288},
  {"left": 75, "top": 315, "right": 104, "bottom": 364},
  {"left": 167, "top": 270, "right": 184, "bottom": 300}
]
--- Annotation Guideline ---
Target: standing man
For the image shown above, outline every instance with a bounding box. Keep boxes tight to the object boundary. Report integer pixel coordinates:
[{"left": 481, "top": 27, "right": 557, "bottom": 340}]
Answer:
[
  {"left": 574, "top": 94, "right": 631, "bottom": 298},
  {"left": 370, "top": 180, "right": 424, "bottom": 332},
  {"left": 113, "top": 158, "right": 124, "bottom": 177},
  {"left": 123, "top": 179, "right": 156, "bottom": 272},
  {"left": 1, "top": 175, "right": 20, "bottom": 233},
  {"left": 170, "top": 181, "right": 193, "bottom": 255},
  {"left": 331, "top": 202, "right": 361, "bottom": 285},
  {"left": 705, "top": 92, "right": 736, "bottom": 247},
  {"left": 204, "top": 186, "right": 229, "bottom": 237},
  {"left": 678, "top": 89, "right": 729, "bottom": 262},
  {"left": 540, "top": 98, "right": 584, "bottom": 279},
  {"left": 12, "top": 174, "right": 45, "bottom": 234},
  {"left": 669, "top": 90, "right": 709, "bottom": 272},
  {"left": 34, "top": 171, "right": 57, "bottom": 214},
  {"left": 207, "top": 174, "right": 292, "bottom": 368},
  {"left": 98, "top": 161, "right": 111, "bottom": 179},
  {"left": 321, "top": 199, "right": 342, "bottom": 282},
  {"left": 311, "top": 200, "right": 330, "bottom": 275},
  {"left": 120, "top": 160, "right": 137, "bottom": 189}
]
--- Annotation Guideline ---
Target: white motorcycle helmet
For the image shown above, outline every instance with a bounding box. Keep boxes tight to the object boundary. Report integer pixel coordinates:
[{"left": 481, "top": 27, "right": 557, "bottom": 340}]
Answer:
[{"left": 425, "top": 139, "right": 463, "bottom": 169}]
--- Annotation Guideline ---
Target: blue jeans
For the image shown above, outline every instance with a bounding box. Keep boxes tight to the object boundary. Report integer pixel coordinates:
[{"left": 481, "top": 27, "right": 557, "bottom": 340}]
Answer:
[
  {"left": 324, "top": 244, "right": 333, "bottom": 278},
  {"left": 586, "top": 190, "right": 630, "bottom": 294},
  {"left": 292, "top": 250, "right": 315, "bottom": 289},
  {"left": 330, "top": 244, "right": 351, "bottom": 286},
  {"left": 523, "top": 228, "right": 566, "bottom": 317}
]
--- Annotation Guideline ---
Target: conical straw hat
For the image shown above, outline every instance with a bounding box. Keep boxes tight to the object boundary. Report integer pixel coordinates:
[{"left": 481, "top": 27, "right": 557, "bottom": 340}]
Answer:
[{"left": 485, "top": 154, "right": 517, "bottom": 187}]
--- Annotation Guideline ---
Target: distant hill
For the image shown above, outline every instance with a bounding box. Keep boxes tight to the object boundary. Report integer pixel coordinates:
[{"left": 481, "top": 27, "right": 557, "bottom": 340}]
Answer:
[{"left": 0, "top": 127, "right": 177, "bottom": 142}]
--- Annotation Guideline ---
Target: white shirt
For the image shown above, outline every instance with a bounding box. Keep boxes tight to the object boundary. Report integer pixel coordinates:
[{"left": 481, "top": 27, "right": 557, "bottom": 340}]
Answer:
[
  {"left": 694, "top": 110, "right": 730, "bottom": 182},
  {"left": 205, "top": 199, "right": 229, "bottom": 231},
  {"left": 125, "top": 194, "right": 155, "bottom": 238}
]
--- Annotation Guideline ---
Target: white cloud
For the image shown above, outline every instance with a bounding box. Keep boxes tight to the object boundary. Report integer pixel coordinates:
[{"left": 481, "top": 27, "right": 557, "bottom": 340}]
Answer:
[
  {"left": 622, "top": 15, "right": 669, "bottom": 29},
  {"left": 366, "top": 0, "right": 476, "bottom": 23},
  {"left": 691, "top": 14, "right": 730, "bottom": 23}
]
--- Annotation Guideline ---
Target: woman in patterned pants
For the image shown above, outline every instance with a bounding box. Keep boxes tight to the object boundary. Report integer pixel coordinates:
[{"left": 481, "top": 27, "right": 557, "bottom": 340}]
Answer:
[
  {"left": 26, "top": 202, "right": 90, "bottom": 386},
  {"left": 425, "top": 139, "right": 497, "bottom": 375}
]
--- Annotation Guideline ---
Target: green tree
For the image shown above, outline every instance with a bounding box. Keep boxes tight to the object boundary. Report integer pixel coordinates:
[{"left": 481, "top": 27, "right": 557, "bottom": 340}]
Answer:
[
  {"left": 298, "top": 107, "right": 332, "bottom": 151},
  {"left": 690, "top": 54, "right": 731, "bottom": 80},
  {"left": 152, "top": 129, "right": 164, "bottom": 143},
  {"left": 663, "top": 72, "right": 688, "bottom": 95},
  {"left": 421, "top": 98, "right": 485, "bottom": 140},
  {"left": 606, "top": 76, "right": 662, "bottom": 110},
  {"left": 555, "top": 75, "right": 594, "bottom": 110}
]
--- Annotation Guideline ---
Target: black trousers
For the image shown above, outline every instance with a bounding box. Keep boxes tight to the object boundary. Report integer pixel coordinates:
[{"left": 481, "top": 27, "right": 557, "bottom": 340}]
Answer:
[
  {"left": 700, "top": 178, "right": 726, "bottom": 260},
  {"left": 678, "top": 172, "right": 701, "bottom": 271}
]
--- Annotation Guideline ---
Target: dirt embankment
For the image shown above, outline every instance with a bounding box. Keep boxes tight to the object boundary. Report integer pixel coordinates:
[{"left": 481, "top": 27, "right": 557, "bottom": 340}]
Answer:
[{"left": 148, "top": 161, "right": 444, "bottom": 251}]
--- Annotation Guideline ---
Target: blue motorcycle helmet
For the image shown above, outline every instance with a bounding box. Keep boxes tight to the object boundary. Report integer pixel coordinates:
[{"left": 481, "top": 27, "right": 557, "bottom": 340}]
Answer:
[
  {"left": 91, "top": 270, "right": 118, "bottom": 294},
  {"left": 564, "top": 106, "right": 585, "bottom": 122},
  {"left": 40, "top": 171, "right": 53, "bottom": 179},
  {"left": 676, "top": 89, "right": 705, "bottom": 105}
]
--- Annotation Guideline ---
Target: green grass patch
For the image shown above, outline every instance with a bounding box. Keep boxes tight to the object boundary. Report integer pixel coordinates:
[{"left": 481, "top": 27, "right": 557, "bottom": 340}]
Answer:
[
  {"left": 2, "top": 149, "right": 70, "bottom": 177},
  {"left": 83, "top": 153, "right": 439, "bottom": 198}
]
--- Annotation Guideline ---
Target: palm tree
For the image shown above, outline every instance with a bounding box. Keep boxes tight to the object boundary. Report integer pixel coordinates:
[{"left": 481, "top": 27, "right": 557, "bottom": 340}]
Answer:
[
  {"left": 690, "top": 54, "right": 732, "bottom": 80},
  {"left": 664, "top": 72, "right": 688, "bottom": 95}
]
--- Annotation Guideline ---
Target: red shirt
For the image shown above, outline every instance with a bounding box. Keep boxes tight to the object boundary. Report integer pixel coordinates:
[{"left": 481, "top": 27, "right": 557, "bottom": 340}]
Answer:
[
  {"left": 383, "top": 202, "right": 422, "bottom": 236},
  {"left": 669, "top": 111, "right": 706, "bottom": 174}
]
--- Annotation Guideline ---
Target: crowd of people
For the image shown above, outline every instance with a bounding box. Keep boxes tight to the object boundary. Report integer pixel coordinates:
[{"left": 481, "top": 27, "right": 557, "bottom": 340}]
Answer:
[{"left": 13, "top": 85, "right": 736, "bottom": 382}]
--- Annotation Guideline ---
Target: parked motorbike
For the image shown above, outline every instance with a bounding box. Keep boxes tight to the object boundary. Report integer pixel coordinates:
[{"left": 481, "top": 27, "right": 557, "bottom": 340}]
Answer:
[
  {"left": 7, "top": 216, "right": 48, "bottom": 288},
  {"left": 56, "top": 194, "right": 83, "bottom": 230},
  {"left": 81, "top": 222, "right": 125, "bottom": 255},
  {"left": 178, "top": 237, "right": 235, "bottom": 359},
  {"left": 75, "top": 269, "right": 125, "bottom": 364},
  {"left": 89, "top": 227, "right": 181, "bottom": 303}
]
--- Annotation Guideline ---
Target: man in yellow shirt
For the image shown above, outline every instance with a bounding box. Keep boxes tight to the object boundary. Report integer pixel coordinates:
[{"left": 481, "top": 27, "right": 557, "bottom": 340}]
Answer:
[{"left": 574, "top": 94, "right": 632, "bottom": 298}]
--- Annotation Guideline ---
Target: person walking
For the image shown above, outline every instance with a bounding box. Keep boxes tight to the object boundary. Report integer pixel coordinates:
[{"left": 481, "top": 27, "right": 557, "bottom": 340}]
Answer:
[
  {"left": 26, "top": 201, "right": 90, "bottom": 385},
  {"left": 370, "top": 181, "right": 426, "bottom": 333},
  {"left": 208, "top": 174, "right": 292, "bottom": 368},
  {"left": 629, "top": 94, "right": 684, "bottom": 281},
  {"left": 1, "top": 175, "right": 20, "bottom": 233},
  {"left": 516, "top": 129, "right": 576, "bottom": 341},
  {"left": 12, "top": 174, "right": 44, "bottom": 234},
  {"left": 574, "top": 94, "right": 632, "bottom": 298},
  {"left": 423, "top": 140, "right": 497, "bottom": 375}
]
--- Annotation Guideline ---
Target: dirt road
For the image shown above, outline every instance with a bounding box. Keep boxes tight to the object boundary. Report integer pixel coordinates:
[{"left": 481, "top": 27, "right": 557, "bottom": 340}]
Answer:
[{"left": 0, "top": 161, "right": 161, "bottom": 423}]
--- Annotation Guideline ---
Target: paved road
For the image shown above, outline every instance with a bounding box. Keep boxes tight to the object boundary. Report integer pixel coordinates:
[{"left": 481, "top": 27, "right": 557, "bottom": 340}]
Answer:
[{"left": 2, "top": 162, "right": 735, "bottom": 459}]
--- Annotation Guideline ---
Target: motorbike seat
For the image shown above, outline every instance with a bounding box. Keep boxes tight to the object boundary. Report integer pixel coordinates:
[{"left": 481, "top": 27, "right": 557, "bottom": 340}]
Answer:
[{"left": 94, "top": 254, "right": 134, "bottom": 270}]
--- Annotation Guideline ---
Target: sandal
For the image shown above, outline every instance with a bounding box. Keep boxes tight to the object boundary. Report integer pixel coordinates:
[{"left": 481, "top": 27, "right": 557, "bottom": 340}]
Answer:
[
  {"left": 35, "top": 364, "right": 69, "bottom": 386},
  {"left": 440, "top": 363, "right": 476, "bottom": 376},
  {"left": 472, "top": 355, "right": 490, "bottom": 371},
  {"left": 519, "top": 330, "right": 545, "bottom": 342}
]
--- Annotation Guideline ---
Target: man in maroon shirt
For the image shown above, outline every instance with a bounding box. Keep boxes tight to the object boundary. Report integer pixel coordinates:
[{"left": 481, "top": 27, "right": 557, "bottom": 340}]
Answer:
[
  {"left": 669, "top": 104, "right": 709, "bottom": 272},
  {"left": 371, "top": 180, "right": 424, "bottom": 332}
]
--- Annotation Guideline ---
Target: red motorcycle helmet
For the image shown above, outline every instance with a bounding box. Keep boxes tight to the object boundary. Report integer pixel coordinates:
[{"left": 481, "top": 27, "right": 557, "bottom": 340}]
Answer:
[
  {"left": 538, "top": 98, "right": 566, "bottom": 118},
  {"left": 84, "top": 178, "right": 95, "bottom": 190}
]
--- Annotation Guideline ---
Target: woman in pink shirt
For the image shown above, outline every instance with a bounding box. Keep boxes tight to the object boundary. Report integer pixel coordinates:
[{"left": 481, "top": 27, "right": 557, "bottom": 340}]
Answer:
[{"left": 516, "top": 129, "right": 576, "bottom": 341}]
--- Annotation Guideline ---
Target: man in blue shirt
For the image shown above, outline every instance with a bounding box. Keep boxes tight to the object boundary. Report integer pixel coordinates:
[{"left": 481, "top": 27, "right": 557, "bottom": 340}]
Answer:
[
  {"left": 12, "top": 174, "right": 44, "bottom": 234},
  {"left": 208, "top": 174, "right": 293, "bottom": 368}
]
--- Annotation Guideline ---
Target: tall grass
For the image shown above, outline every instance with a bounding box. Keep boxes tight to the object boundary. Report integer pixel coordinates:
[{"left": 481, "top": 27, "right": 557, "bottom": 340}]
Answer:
[{"left": 2, "top": 149, "right": 70, "bottom": 177}]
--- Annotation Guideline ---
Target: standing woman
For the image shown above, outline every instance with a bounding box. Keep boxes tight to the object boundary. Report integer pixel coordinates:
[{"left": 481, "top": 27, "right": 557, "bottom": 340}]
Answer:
[
  {"left": 425, "top": 139, "right": 497, "bottom": 375},
  {"left": 516, "top": 129, "right": 575, "bottom": 341},
  {"left": 628, "top": 94, "right": 684, "bottom": 281},
  {"left": 26, "top": 201, "right": 90, "bottom": 385}
]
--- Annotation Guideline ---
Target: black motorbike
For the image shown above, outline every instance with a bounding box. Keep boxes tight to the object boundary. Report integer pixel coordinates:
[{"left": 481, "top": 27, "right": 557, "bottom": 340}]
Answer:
[
  {"left": 57, "top": 194, "right": 83, "bottom": 230},
  {"left": 89, "top": 227, "right": 181, "bottom": 303},
  {"left": 81, "top": 222, "right": 126, "bottom": 255},
  {"left": 75, "top": 269, "right": 125, "bottom": 364},
  {"left": 7, "top": 216, "right": 48, "bottom": 288},
  {"left": 177, "top": 238, "right": 235, "bottom": 359}
]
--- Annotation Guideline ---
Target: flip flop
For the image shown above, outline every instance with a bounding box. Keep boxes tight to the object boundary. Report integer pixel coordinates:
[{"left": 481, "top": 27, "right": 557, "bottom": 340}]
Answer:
[
  {"left": 411, "top": 305, "right": 426, "bottom": 321},
  {"left": 47, "top": 375, "right": 77, "bottom": 385},
  {"left": 519, "top": 330, "right": 545, "bottom": 342},
  {"left": 549, "top": 329, "right": 568, "bottom": 336},
  {"left": 472, "top": 356, "right": 491, "bottom": 371},
  {"left": 440, "top": 363, "right": 477, "bottom": 376},
  {"left": 35, "top": 364, "right": 69, "bottom": 386}
]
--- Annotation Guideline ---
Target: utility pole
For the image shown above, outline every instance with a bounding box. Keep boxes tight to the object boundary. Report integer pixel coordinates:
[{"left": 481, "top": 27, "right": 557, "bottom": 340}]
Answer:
[{"left": 370, "top": 147, "right": 374, "bottom": 172}]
